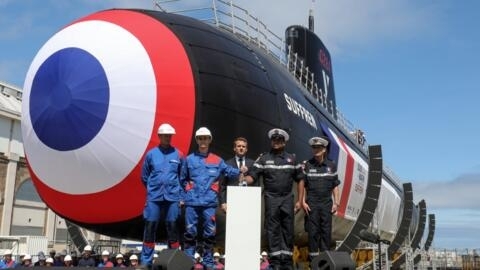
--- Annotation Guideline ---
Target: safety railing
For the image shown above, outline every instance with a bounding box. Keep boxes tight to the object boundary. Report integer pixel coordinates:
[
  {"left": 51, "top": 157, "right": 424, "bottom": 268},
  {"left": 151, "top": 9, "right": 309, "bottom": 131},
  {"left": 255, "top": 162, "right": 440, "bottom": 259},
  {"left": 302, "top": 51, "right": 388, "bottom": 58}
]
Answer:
[{"left": 154, "top": 0, "right": 403, "bottom": 187}]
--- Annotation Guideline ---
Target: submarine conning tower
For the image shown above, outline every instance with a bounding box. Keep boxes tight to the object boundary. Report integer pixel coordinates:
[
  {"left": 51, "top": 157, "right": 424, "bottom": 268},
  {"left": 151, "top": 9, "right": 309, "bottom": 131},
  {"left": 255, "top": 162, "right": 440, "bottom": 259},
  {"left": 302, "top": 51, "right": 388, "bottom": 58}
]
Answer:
[
  {"left": 285, "top": 17, "right": 337, "bottom": 118},
  {"left": 285, "top": 25, "right": 337, "bottom": 118}
]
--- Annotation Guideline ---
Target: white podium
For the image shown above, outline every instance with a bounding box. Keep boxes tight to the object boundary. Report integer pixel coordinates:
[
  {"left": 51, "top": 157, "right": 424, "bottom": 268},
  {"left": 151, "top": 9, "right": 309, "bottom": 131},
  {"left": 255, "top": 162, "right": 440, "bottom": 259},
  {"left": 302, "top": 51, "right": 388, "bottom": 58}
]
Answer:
[{"left": 224, "top": 186, "right": 261, "bottom": 270}]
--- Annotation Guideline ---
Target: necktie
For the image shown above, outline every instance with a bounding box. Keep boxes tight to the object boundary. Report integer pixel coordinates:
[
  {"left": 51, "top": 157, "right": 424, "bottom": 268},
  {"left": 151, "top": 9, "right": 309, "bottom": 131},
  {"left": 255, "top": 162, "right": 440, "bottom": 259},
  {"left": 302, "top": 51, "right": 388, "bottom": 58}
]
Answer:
[
  {"left": 238, "top": 157, "right": 247, "bottom": 186},
  {"left": 238, "top": 157, "right": 243, "bottom": 168}
]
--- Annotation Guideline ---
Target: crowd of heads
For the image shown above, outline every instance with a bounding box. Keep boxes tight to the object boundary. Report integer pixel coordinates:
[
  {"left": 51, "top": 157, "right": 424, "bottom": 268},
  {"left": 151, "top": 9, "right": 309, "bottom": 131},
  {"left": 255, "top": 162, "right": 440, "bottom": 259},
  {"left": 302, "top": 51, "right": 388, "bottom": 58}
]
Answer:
[
  {"left": 193, "top": 251, "right": 225, "bottom": 268},
  {"left": 0, "top": 245, "right": 148, "bottom": 268},
  {"left": 191, "top": 250, "right": 271, "bottom": 268}
]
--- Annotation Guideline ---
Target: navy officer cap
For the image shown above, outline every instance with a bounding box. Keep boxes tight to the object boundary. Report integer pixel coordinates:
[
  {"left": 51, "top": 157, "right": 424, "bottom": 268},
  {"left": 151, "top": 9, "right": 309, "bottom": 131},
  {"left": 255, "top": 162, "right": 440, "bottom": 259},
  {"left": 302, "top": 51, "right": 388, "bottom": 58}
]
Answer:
[
  {"left": 268, "top": 128, "right": 289, "bottom": 142},
  {"left": 309, "top": 136, "right": 329, "bottom": 147}
]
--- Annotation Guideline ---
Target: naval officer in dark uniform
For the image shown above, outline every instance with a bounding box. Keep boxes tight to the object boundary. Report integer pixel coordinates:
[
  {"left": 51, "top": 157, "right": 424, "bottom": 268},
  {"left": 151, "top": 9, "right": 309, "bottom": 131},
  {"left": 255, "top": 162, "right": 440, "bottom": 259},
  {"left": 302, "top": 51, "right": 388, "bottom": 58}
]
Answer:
[
  {"left": 302, "top": 136, "right": 340, "bottom": 261},
  {"left": 245, "top": 128, "right": 305, "bottom": 270}
]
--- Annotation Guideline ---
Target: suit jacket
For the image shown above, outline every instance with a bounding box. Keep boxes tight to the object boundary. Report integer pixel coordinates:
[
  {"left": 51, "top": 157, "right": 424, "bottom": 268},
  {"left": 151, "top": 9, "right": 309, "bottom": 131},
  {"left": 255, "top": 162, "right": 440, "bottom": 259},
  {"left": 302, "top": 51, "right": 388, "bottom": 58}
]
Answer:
[{"left": 219, "top": 156, "right": 255, "bottom": 205}]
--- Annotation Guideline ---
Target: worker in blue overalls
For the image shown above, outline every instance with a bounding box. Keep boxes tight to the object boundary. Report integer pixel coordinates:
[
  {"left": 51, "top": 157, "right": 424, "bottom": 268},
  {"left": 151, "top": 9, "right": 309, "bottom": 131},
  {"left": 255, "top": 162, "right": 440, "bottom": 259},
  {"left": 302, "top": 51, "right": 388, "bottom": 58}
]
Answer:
[
  {"left": 141, "top": 123, "right": 185, "bottom": 266},
  {"left": 181, "top": 127, "right": 247, "bottom": 269}
]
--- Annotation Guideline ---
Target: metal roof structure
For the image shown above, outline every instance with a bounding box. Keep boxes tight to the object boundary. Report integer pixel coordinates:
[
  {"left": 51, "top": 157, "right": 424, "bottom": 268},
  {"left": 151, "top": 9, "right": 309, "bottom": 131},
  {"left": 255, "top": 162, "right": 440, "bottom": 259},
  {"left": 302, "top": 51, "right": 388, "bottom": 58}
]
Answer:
[{"left": 0, "top": 81, "right": 22, "bottom": 120}]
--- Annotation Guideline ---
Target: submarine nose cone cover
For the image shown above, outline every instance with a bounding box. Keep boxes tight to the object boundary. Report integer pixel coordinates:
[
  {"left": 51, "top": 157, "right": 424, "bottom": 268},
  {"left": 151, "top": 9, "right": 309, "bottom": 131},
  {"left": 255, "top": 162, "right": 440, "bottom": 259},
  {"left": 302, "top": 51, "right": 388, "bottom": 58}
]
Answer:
[{"left": 21, "top": 9, "right": 195, "bottom": 224}]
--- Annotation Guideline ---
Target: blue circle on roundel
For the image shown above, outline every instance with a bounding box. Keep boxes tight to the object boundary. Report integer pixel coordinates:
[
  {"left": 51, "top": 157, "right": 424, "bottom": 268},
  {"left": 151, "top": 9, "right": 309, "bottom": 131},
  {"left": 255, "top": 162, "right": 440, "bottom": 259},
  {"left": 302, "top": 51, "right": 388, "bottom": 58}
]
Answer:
[{"left": 30, "top": 48, "right": 110, "bottom": 151}]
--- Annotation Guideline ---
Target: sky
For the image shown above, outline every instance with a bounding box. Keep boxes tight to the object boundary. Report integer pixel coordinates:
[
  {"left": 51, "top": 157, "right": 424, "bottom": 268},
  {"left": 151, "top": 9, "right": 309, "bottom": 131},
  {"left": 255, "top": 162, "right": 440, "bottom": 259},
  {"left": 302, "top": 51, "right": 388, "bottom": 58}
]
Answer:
[{"left": 1, "top": 0, "right": 480, "bottom": 250}]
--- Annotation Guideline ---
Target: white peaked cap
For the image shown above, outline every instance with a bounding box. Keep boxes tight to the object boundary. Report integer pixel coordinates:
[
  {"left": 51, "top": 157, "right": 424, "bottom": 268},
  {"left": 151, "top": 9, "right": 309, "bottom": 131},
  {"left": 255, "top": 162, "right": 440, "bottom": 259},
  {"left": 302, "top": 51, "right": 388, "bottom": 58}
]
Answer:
[
  {"left": 309, "top": 136, "right": 329, "bottom": 147},
  {"left": 268, "top": 128, "right": 289, "bottom": 141}
]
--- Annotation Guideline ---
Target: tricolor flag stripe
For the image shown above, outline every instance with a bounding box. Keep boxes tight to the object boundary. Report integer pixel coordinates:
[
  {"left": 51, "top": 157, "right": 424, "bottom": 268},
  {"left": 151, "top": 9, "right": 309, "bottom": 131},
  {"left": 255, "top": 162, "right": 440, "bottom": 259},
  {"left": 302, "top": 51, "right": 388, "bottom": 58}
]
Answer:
[
  {"left": 337, "top": 139, "right": 355, "bottom": 218},
  {"left": 321, "top": 123, "right": 369, "bottom": 220}
]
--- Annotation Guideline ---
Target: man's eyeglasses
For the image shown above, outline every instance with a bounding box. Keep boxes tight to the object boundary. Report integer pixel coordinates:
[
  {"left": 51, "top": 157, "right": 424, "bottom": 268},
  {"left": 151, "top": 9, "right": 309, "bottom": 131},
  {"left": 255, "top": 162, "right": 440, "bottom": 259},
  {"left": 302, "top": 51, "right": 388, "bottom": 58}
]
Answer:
[{"left": 196, "top": 136, "right": 210, "bottom": 140}]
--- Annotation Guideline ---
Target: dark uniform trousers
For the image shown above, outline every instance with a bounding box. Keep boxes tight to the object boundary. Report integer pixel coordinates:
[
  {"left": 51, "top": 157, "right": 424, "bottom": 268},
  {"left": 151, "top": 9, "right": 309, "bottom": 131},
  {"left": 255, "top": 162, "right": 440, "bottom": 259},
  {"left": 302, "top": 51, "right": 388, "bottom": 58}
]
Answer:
[
  {"left": 306, "top": 199, "right": 333, "bottom": 256},
  {"left": 303, "top": 158, "right": 340, "bottom": 260},
  {"left": 265, "top": 192, "right": 294, "bottom": 267},
  {"left": 249, "top": 150, "right": 304, "bottom": 270}
]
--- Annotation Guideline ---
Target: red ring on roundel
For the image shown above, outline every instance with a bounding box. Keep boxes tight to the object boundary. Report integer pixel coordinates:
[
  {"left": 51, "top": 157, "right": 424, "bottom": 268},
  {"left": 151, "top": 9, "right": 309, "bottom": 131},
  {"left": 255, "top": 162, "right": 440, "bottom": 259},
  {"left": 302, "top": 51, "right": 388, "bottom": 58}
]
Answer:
[{"left": 29, "top": 9, "right": 195, "bottom": 224}]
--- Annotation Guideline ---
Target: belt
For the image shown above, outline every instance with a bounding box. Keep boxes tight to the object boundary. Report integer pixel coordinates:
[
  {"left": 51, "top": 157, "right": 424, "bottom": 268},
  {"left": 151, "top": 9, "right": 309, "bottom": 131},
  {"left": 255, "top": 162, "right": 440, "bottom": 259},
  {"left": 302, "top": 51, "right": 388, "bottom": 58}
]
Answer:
[{"left": 265, "top": 191, "right": 292, "bottom": 197}]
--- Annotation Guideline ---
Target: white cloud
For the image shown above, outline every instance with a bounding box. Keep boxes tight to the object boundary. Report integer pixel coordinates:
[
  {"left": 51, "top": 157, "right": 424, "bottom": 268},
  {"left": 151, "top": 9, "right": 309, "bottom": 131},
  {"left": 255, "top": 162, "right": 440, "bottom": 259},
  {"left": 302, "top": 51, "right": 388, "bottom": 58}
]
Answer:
[
  {"left": 227, "top": 0, "right": 446, "bottom": 56},
  {"left": 429, "top": 209, "right": 480, "bottom": 249},
  {"left": 43, "top": 0, "right": 152, "bottom": 11},
  {"left": 410, "top": 173, "right": 480, "bottom": 248},
  {"left": 413, "top": 172, "right": 480, "bottom": 210}
]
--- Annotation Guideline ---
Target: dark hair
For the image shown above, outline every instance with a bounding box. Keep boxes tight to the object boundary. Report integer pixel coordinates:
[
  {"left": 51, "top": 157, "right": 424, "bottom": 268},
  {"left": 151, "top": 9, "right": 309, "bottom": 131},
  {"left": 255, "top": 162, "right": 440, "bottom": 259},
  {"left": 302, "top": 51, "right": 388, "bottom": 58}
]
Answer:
[{"left": 233, "top": 137, "right": 248, "bottom": 147}]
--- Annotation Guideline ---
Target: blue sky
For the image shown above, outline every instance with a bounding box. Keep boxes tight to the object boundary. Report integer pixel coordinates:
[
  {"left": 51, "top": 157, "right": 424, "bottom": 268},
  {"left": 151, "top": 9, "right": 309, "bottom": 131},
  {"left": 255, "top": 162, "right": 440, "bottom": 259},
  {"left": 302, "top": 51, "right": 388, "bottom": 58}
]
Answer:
[{"left": 1, "top": 0, "right": 479, "bottom": 249}]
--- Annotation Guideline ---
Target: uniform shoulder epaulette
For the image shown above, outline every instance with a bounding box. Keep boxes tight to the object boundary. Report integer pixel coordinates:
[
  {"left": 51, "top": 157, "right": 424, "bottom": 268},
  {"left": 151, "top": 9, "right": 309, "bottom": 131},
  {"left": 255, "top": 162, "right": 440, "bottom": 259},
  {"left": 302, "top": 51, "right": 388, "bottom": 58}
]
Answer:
[
  {"left": 254, "top": 152, "right": 266, "bottom": 162},
  {"left": 300, "top": 160, "right": 308, "bottom": 170}
]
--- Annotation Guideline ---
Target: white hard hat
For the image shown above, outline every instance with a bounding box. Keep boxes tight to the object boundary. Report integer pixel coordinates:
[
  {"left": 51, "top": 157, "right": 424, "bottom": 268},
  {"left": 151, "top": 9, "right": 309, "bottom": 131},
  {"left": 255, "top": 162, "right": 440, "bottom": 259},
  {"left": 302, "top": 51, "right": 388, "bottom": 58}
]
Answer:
[
  {"left": 102, "top": 250, "right": 110, "bottom": 256},
  {"left": 195, "top": 127, "right": 212, "bottom": 138},
  {"left": 3, "top": 250, "right": 12, "bottom": 256},
  {"left": 64, "top": 255, "right": 72, "bottom": 262},
  {"left": 23, "top": 254, "right": 32, "bottom": 261},
  {"left": 129, "top": 254, "right": 138, "bottom": 261},
  {"left": 213, "top": 252, "right": 220, "bottom": 257},
  {"left": 116, "top": 254, "right": 124, "bottom": 259},
  {"left": 158, "top": 123, "right": 176, "bottom": 135},
  {"left": 194, "top": 253, "right": 201, "bottom": 259},
  {"left": 84, "top": 245, "right": 92, "bottom": 252},
  {"left": 261, "top": 251, "right": 268, "bottom": 256},
  {"left": 46, "top": 258, "right": 54, "bottom": 264}
]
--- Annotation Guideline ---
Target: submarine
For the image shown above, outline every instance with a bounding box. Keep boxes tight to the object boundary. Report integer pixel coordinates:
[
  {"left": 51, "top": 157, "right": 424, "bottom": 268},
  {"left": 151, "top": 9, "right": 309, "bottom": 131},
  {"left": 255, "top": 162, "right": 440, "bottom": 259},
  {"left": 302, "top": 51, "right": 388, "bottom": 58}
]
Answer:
[{"left": 21, "top": 1, "right": 426, "bottom": 256}]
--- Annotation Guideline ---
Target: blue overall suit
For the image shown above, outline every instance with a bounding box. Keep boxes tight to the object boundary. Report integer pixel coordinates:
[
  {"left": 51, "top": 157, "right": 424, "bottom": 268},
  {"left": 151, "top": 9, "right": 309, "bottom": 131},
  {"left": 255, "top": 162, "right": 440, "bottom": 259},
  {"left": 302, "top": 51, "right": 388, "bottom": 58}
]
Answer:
[
  {"left": 181, "top": 151, "right": 240, "bottom": 269},
  {"left": 141, "top": 146, "right": 184, "bottom": 266}
]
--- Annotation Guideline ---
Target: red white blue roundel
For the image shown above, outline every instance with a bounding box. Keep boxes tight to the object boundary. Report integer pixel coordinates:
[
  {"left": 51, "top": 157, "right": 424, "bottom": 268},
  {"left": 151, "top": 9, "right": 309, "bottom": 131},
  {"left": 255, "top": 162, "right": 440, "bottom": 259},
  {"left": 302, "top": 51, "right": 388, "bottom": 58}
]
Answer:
[{"left": 22, "top": 10, "right": 195, "bottom": 223}]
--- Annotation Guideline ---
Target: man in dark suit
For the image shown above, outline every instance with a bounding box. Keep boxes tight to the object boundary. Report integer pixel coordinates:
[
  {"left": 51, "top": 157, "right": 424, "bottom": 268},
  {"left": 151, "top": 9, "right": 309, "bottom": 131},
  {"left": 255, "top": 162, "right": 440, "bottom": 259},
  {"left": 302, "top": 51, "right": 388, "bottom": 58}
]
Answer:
[{"left": 219, "top": 137, "right": 255, "bottom": 212}]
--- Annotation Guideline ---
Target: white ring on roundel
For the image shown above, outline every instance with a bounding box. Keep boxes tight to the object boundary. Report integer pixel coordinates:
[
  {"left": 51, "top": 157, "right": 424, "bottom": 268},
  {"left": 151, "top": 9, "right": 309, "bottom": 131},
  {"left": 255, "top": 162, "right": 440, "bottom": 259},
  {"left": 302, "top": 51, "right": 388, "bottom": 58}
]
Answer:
[{"left": 22, "top": 20, "right": 156, "bottom": 195}]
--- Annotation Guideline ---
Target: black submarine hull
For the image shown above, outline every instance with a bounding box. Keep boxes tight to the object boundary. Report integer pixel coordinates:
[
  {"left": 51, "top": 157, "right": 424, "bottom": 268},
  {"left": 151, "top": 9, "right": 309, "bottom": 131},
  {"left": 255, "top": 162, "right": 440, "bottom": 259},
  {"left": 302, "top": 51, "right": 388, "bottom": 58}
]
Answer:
[{"left": 22, "top": 8, "right": 405, "bottom": 249}]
